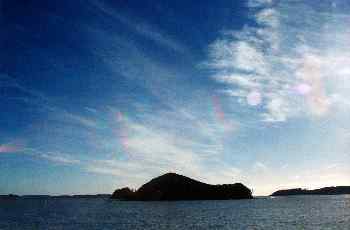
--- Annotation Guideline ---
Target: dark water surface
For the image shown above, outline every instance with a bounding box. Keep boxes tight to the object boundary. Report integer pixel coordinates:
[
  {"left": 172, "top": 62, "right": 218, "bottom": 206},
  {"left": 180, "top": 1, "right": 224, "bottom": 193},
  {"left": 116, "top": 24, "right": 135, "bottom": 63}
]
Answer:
[{"left": 1, "top": 195, "right": 349, "bottom": 229}]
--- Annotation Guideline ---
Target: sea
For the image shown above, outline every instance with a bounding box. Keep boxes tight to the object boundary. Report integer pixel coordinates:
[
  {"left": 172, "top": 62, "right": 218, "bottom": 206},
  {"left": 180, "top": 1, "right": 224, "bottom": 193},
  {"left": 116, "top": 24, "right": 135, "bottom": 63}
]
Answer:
[{"left": 0, "top": 195, "right": 349, "bottom": 230}]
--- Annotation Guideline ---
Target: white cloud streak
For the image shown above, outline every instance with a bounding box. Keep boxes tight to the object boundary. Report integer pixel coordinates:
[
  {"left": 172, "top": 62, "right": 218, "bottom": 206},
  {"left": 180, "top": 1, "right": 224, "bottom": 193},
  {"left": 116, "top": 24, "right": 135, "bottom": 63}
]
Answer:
[
  {"left": 90, "top": 0, "right": 185, "bottom": 53},
  {"left": 38, "top": 152, "right": 81, "bottom": 165},
  {"left": 61, "top": 111, "right": 98, "bottom": 129},
  {"left": 0, "top": 74, "right": 99, "bottom": 130},
  {"left": 20, "top": 148, "right": 82, "bottom": 165}
]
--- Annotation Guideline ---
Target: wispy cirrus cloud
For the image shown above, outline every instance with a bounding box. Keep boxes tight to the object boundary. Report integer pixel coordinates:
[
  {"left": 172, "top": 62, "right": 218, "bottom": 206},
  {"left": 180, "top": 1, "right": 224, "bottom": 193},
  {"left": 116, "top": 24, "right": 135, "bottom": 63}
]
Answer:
[
  {"left": 0, "top": 74, "right": 51, "bottom": 108},
  {"left": 206, "top": 0, "right": 350, "bottom": 123},
  {"left": 38, "top": 152, "right": 81, "bottom": 165},
  {"left": 1, "top": 74, "right": 100, "bottom": 130},
  {"left": 25, "top": 148, "right": 81, "bottom": 165},
  {"left": 0, "top": 142, "right": 81, "bottom": 165},
  {"left": 58, "top": 111, "right": 99, "bottom": 129},
  {"left": 90, "top": 0, "right": 185, "bottom": 53},
  {"left": 0, "top": 74, "right": 100, "bottom": 166},
  {"left": 85, "top": 105, "right": 242, "bottom": 188}
]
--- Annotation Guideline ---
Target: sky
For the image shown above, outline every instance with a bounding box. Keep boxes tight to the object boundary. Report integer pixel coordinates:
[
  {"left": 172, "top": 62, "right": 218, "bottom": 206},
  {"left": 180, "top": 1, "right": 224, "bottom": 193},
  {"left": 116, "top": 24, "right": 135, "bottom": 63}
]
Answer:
[{"left": 1, "top": 0, "right": 350, "bottom": 196}]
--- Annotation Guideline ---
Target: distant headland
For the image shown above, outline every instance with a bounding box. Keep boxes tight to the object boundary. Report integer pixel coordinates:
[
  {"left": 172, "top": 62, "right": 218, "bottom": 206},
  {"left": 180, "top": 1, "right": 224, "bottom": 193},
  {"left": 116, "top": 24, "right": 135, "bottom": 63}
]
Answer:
[
  {"left": 111, "top": 172, "right": 253, "bottom": 201},
  {"left": 271, "top": 186, "right": 350, "bottom": 196}
]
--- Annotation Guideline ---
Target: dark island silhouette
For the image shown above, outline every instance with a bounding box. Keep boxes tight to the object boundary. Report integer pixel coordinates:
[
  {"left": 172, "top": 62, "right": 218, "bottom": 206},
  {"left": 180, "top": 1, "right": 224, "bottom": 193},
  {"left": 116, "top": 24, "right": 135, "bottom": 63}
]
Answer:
[
  {"left": 112, "top": 172, "right": 253, "bottom": 201},
  {"left": 271, "top": 186, "right": 350, "bottom": 196}
]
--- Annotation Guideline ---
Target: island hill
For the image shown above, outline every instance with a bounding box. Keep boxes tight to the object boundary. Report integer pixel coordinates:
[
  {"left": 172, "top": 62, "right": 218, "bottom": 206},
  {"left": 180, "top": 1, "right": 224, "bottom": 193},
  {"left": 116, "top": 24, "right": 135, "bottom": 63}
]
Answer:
[
  {"left": 112, "top": 172, "right": 253, "bottom": 201},
  {"left": 271, "top": 186, "right": 350, "bottom": 196}
]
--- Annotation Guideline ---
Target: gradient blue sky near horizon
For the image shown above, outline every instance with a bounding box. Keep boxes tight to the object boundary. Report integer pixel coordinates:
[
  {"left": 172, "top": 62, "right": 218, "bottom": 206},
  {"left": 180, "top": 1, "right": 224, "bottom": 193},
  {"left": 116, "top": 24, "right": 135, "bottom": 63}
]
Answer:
[{"left": 1, "top": 0, "right": 350, "bottom": 195}]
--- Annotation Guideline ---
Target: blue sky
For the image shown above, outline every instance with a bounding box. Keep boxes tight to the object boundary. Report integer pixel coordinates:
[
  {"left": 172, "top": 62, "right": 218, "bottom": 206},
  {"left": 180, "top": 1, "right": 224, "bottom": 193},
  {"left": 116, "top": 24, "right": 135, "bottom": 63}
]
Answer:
[{"left": 1, "top": 0, "right": 349, "bottom": 195}]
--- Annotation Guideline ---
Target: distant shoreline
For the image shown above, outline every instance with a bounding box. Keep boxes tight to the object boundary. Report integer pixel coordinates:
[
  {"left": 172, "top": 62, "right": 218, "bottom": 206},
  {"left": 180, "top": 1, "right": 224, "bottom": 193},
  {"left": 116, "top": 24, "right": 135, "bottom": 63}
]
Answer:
[
  {"left": 271, "top": 186, "right": 350, "bottom": 196},
  {"left": 2, "top": 186, "right": 350, "bottom": 200},
  {"left": 1, "top": 193, "right": 350, "bottom": 200},
  {"left": 0, "top": 194, "right": 111, "bottom": 199}
]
